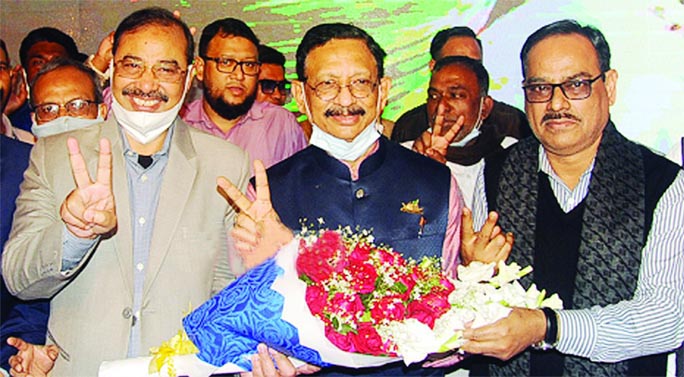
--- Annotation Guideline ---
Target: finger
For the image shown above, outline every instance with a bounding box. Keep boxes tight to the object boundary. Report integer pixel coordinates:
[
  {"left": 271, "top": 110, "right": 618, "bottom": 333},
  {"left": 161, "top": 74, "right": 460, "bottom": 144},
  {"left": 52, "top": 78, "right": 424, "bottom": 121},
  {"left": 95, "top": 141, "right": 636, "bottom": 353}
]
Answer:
[
  {"left": 252, "top": 160, "right": 272, "bottom": 209},
  {"left": 217, "top": 176, "right": 254, "bottom": 217},
  {"left": 443, "top": 114, "right": 464, "bottom": 144},
  {"left": 270, "top": 348, "right": 296, "bottom": 377},
  {"left": 256, "top": 344, "right": 277, "bottom": 377},
  {"left": 95, "top": 138, "right": 112, "bottom": 187},
  {"left": 46, "top": 345, "right": 60, "bottom": 361},
  {"left": 478, "top": 212, "right": 500, "bottom": 242},
  {"left": 7, "top": 337, "right": 27, "bottom": 351},
  {"left": 461, "top": 207, "right": 475, "bottom": 240},
  {"left": 67, "top": 138, "right": 92, "bottom": 189},
  {"left": 412, "top": 135, "right": 426, "bottom": 154}
]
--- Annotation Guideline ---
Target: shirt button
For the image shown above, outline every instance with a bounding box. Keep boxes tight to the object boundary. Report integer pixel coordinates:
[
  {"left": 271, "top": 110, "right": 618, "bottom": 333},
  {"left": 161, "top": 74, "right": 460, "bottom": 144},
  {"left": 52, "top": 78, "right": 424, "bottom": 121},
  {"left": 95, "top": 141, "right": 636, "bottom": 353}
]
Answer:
[
  {"left": 138, "top": 217, "right": 146, "bottom": 226},
  {"left": 141, "top": 174, "right": 148, "bottom": 183},
  {"left": 355, "top": 188, "right": 365, "bottom": 199},
  {"left": 136, "top": 263, "right": 144, "bottom": 271},
  {"left": 126, "top": 151, "right": 134, "bottom": 157},
  {"left": 122, "top": 307, "right": 133, "bottom": 319}
]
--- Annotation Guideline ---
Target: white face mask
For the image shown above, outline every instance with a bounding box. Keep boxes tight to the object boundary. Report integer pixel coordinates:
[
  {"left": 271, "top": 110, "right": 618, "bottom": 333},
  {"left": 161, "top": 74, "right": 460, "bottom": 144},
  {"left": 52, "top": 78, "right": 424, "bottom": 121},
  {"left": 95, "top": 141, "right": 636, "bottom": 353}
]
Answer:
[
  {"left": 305, "top": 84, "right": 383, "bottom": 161},
  {"left": 110, "top": 69, "right": 192, "bottom": 145},
  {"left": 451, "top": 97, "right": 484, "bottom": 148},
  {"left": 31, "top": 114, "right": 104, "bottom": 138}
]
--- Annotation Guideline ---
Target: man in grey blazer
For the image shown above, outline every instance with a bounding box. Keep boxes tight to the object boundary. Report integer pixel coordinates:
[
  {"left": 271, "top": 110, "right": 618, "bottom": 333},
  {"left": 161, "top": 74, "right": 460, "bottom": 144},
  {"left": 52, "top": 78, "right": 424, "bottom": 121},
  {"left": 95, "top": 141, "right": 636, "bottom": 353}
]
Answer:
[{"left": 2, "top": 7, "right": 250, "bottom": 376}]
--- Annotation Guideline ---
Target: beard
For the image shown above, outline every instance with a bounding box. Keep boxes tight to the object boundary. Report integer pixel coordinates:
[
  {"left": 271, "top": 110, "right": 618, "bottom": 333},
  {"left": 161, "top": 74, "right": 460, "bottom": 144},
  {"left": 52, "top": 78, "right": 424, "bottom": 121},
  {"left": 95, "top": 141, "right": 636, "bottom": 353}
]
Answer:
[{"left": 203, "top": 85, "right": 256, "bottom": 121}]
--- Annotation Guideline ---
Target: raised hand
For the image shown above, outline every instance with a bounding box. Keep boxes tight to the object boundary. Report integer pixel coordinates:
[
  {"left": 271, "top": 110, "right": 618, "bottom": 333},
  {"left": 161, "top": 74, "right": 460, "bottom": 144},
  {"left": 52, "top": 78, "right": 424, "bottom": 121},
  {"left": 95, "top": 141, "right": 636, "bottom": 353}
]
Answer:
[
  {"left": 7, "top": 337, "right": 59, "bottom": 377},
  {"left": 412, "top": 104, "right": 464, "bottom": 164},
  {"left": 460, "top": 208, "right": 513, "bottom": 266},
  {"left": 4, "top": 65, "right": 27, "bottom": 116},
  {"left": 89, "top": 31, "right": 114, "bottom": 74},
  {"left": 59, "top": 137, "right": 116, "bottom": 239},
  {"left": 217, "top": 160, "right": 293, "bottom": 269}
]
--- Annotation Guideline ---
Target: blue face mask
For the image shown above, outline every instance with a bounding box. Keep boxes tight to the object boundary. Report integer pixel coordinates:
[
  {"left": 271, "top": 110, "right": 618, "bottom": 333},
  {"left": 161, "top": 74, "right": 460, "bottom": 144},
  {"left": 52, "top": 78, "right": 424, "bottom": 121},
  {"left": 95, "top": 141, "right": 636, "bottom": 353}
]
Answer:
[
  {"left": 31, "top": 114, "right": 104, "bottom": 138},
  {"left": 450, "top": 97, "right": 484, "bottom": 148},
  {"left": 304, "top": 85, "right": 383, "bottom": 161}
]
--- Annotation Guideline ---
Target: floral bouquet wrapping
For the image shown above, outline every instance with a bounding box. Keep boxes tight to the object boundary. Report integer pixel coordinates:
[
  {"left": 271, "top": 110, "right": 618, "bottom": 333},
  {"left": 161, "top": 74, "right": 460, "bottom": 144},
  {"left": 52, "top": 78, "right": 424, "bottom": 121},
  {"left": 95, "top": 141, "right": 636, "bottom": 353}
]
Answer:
[{"left": 99, "top": 227, "right": 562, "bottom": 377}]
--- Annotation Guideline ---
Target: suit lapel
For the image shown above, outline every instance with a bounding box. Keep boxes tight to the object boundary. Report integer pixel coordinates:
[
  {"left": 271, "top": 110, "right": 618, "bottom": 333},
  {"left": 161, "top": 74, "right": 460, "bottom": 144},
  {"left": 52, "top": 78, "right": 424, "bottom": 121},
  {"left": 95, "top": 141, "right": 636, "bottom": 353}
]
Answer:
[
  {"left": 100, "top": 119, "right": 134, "bottom": 299},
  {"left": 143, "top": 119, "right": 197, "bottom": 298}
]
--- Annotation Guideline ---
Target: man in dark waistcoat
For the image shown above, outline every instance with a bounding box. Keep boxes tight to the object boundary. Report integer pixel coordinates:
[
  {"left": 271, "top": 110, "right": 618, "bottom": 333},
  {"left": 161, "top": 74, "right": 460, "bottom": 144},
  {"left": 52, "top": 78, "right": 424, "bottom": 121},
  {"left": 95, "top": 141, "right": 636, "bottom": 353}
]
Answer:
[
  {"left": 458, "top": 19, "right": 684, "bottom": 376},
  {"left": 221, "top": 23, "right": 469, "bottom": 376}
]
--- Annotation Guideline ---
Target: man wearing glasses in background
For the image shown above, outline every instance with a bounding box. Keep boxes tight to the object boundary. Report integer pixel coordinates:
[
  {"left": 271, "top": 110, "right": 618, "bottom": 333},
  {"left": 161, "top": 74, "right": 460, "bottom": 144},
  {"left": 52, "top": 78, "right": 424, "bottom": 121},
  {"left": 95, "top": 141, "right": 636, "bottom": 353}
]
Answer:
[
  {"left": 256, "top": 44, "right": 291, "bottom": 107},
  {"left": 182, "top": 18, "right": 306, "bottom": 171},
  {"left": 3, "top": 8, "right": 250, "bottom": 376},
  {"left": 458, "top": 19, "right": 684, "bottom": 376}
]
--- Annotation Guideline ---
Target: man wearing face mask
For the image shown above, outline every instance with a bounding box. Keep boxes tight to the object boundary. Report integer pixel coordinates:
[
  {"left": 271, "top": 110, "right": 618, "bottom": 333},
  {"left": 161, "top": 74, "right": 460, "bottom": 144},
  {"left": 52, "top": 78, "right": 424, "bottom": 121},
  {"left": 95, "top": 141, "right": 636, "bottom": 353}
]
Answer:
[
  {"left": 410, "top": 56, "right": 494, "bottom": 207},
  {"left": 2, "top": 8, "right": 250, "bottom": 376},
  {"left": 218, "top": 23, "right": 486, "bottom": 377},
  {"left": 29, "top": 58, "right": 107, "bottom": 138}
]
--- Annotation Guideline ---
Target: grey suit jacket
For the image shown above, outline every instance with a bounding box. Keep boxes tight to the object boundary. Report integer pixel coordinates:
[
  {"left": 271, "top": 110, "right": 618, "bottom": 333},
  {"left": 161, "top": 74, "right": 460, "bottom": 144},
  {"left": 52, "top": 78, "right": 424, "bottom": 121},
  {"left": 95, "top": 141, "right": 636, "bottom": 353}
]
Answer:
[{"left": 2, "top": 116, "right": 250, "bottom": 376}]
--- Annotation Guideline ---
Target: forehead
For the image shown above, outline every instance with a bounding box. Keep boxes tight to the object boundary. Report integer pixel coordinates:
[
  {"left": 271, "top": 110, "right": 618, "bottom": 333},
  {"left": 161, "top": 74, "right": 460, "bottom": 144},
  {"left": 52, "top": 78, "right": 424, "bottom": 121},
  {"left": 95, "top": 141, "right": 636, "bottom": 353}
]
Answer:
[
  {"left": 27, "top": 41, "right": 68, "bottom": 59},
  {"left": 259, "top": 63, "right": 285, "bottom": 80},
  {"left": 33, "top": 66, "right": 95, "bottom": 100},
  {"left": 525, "top": 33, "right": 601, "bottom": 80},
  {"left": 305, "top": 38, "right": 377, "bottom": 79},
  {"left": 440, "top": 36, "right": 482, "bottom": 60},
  {"left": 206, "top": 35, "right": 257, "bottom": 57},
  {"left": 116, "top": 24, "right": 188, "bottom": 65},
  {"left": 430, "top": 64, "right": 480, "bottom": 93}
]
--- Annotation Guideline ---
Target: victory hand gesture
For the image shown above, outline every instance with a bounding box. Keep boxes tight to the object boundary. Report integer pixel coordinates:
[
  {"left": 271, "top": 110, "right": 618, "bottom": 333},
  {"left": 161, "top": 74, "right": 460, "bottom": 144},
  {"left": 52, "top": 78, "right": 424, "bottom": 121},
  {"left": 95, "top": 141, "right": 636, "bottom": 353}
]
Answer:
[
  {"left": 413, "top": 105, "right": 463, "bottom": 164},
  {"left": 59, "top": 137, "right": 116, "bottom": 239},
  {"left": 218, "top": 160, "right": 293, "bottom": 269}
]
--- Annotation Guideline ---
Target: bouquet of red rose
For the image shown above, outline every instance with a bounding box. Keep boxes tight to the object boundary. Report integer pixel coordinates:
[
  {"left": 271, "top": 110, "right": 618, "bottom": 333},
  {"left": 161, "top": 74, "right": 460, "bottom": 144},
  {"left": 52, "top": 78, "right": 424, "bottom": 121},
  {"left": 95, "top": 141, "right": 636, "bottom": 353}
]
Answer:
[{"left": 297, "top": 227, "right": 455, "bottom": 357}]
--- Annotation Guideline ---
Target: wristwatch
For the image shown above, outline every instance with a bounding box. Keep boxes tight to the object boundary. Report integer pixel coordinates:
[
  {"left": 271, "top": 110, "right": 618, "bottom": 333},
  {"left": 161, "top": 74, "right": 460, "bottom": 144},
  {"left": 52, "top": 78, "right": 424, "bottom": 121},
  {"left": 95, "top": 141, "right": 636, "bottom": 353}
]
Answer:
[{"left": 532, "top": 307, "right": 559, "bottom": 351}]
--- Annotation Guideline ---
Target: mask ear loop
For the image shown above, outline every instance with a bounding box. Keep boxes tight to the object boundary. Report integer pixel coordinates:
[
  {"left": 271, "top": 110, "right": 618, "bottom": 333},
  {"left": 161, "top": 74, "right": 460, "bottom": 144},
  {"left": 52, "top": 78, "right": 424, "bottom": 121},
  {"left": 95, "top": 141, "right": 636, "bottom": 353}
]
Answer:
[
  {"left": 374, "top": 83, "right": 384, "bottom": 134},
  {"left": 472, "top": 96, "right": 484, "bottom": 131}
]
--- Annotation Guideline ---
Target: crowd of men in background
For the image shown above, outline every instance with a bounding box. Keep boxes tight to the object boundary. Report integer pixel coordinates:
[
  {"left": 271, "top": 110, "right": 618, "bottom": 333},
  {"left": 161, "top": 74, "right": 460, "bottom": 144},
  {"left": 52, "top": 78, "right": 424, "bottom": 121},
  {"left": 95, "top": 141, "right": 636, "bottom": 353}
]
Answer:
[{"left": 0, "top": 6, "right": 682, "bottom": 377}]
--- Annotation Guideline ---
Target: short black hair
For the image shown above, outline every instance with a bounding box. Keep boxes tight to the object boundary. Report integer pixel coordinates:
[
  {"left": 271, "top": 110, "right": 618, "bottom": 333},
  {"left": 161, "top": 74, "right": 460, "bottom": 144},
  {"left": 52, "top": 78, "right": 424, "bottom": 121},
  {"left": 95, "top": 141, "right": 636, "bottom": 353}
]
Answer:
[
  {"left": 30, "top": 57, "right": 103, "bottom": 107},
  {"left": 113, "top": 7, "right": 194, "bottom": 66},
  {"left": 295, "top": 23, "right": 386, "bottom": 81},
  {"left": 199, "top": 18, "right": 260, "bottom": 58},
  {"left": 258, "top": 44, "right": 285, "bottom": 67},
  {"left": 520, "top": 19, "right": 611, "bottom": 79},
  {"left": 430, "top": 27, "right": 482, "bottom": 61},
  {"left": 432, "top": 56, "right": 489, "bottom": 96},
  {"left": 19, "top": 27, "right": 80, "bottom": 68}
]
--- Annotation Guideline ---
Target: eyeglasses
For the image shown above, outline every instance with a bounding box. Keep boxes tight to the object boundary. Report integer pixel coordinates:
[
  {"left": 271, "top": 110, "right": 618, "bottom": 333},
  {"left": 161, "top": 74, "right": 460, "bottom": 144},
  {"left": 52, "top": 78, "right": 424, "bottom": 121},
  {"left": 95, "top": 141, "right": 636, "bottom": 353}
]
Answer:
[
  {"left": 259, "top": 79, "right": 291, "bottom": 94},
  {"left": 0, "top": 62, "right": 9, "bottom": 72},
  {"left": 115, "top": 57, "right": 186, "bottom": 83},
  {"left": 203, "top": 56, "right": 261, "bottom": 76},
  {"left": 33, "top": 98, "right": 99, "bottom": 121},
  {"left": 522, "top": 73, "right": 605, "bottom": 103},
  {"left": 307, "top": 78, "right": 377, "bottom": 102}
]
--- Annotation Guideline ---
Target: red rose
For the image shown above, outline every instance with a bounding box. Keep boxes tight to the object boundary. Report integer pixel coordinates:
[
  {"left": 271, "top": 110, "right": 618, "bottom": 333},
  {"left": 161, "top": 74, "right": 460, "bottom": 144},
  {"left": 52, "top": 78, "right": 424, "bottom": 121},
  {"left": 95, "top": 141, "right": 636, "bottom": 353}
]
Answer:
[
  {"left": 330, "top": 292, "right": 365, "bottom": 317},
  {"left": 438, "top": 277, "right": 455, "bottom": 295},
  {"left": 296, "top": 252, "right": 333, "bottom": 283},
  {"left": 423, "top": 290, "right": 451, "bottom": 317},
  {"left": 350, "top": 323, "right": 387, "bottom": 355},
  {"left": 348, "top": 261, "right": 378, "bottom": 294},
  {"left": 325, "top": 327, "right": 355, "bottom": 352},
  {"left": 370, "top": 295, "right": 406, "bottom": 323},
  {"left": 305, "top": 285, "right": 329, "bottom": 316},
  {"left": 407, "top": 291, "right": 451, "bottom": 327}
]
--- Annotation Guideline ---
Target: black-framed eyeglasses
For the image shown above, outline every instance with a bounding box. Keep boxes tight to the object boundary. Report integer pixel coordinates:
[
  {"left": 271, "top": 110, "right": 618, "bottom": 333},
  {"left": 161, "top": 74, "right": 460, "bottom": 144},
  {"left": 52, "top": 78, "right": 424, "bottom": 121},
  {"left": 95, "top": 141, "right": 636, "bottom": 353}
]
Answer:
[
  {"left": 259, "top": 79, "right": 291, "bottom": 94},
  {"left": 522, "top": 73, "right": 605, "bottom": 103},
  {"left": 33, "top": 98, "right": 99, "bottom": 121},
  {"left": 115, "top": 57, "right": 186, "bottom": 83},
  {"left": 203, "top": 56, "right": 261, "bottom": 76},
  {"left": 307, "top": 78, "right": 378, "bottom": 102}
]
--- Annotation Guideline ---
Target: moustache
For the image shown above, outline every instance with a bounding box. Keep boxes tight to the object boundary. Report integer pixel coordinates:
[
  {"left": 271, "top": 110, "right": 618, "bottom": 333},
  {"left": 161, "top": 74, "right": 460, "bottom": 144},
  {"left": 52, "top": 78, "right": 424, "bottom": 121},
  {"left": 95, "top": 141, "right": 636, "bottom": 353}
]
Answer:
[
  {"left": 324, "top": 106, "right": 365, "bottom": 118},
  {"left": 542, "top": 112, "right": 581, "bottom": 123},
  {"left": 122, "top": 87, "right": 169, "bottom": 103}
]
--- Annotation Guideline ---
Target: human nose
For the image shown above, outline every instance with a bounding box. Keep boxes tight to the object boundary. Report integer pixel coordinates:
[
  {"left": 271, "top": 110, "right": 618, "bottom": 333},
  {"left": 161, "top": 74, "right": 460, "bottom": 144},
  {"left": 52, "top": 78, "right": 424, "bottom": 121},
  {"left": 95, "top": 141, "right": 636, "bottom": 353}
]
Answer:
[
  {"left": 548, "top": 85, "right": 569, "bottom": 111},
  {"left": 335, "top": 84, "right": 354, "bottom": 106},
  {"left": 229, "top": 64, "right": 245, "bottom": 80}
]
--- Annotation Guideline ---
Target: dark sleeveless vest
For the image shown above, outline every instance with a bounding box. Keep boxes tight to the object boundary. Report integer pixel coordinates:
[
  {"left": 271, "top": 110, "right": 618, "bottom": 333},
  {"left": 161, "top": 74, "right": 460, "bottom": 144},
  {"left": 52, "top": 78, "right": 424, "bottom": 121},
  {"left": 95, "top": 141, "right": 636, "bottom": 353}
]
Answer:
[
  {"left": 265, "top": 137, "right": 451, "bottom": 261},
  {"left": 263, "top": 137, "right": 452, "bottom": 377},
  {"left": 472, "top": 122, "right": 681, "bottom": 376}
]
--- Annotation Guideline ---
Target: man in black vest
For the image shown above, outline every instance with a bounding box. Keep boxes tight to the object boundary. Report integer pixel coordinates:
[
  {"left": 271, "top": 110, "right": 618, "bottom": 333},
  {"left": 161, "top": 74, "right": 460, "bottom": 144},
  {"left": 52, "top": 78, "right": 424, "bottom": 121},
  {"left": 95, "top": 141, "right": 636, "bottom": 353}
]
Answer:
[{"left": 459, "top": 19, "right": 684, "bottom": 376}]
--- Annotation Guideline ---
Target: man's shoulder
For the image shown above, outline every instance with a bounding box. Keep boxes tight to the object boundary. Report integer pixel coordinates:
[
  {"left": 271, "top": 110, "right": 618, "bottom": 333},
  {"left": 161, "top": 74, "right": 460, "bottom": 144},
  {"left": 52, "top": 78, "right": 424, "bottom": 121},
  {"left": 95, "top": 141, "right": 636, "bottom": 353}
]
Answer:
[
  {"left": 391, "top": 104, "right": 428, "bottom": 142},
  {"left": 487, "top": 99, "right": 532, "bottom": 139}
]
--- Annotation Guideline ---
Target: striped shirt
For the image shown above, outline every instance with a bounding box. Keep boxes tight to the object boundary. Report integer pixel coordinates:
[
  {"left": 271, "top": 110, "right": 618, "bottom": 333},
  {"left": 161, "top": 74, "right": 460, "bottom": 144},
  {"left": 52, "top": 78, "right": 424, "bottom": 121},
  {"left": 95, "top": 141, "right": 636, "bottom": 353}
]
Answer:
[{"left": 472, "top": 145, "right": 684, "bottom": 362}]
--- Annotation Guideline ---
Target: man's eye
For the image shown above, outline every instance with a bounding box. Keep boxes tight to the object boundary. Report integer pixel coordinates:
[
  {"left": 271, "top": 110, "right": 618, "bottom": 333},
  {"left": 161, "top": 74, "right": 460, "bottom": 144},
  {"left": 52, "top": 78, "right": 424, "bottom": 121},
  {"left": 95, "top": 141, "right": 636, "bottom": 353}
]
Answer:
[
  {"left": 448, "top": 91, "right": 466, "bottom": 100},
  {"left": 531, "top": 84, "right": 551, "bottom": 93},
  {"left": 123, "top": 61, "right": 141, "bottom": 69},
  {"left": 244, "top": 62, "right": 258, "bottom": 68},
  {"left": 567, "top": 80, "right": 586, "bottom": 89},
  {"left": 219, "top": 58, "right": 235, "bottom": 66}
]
